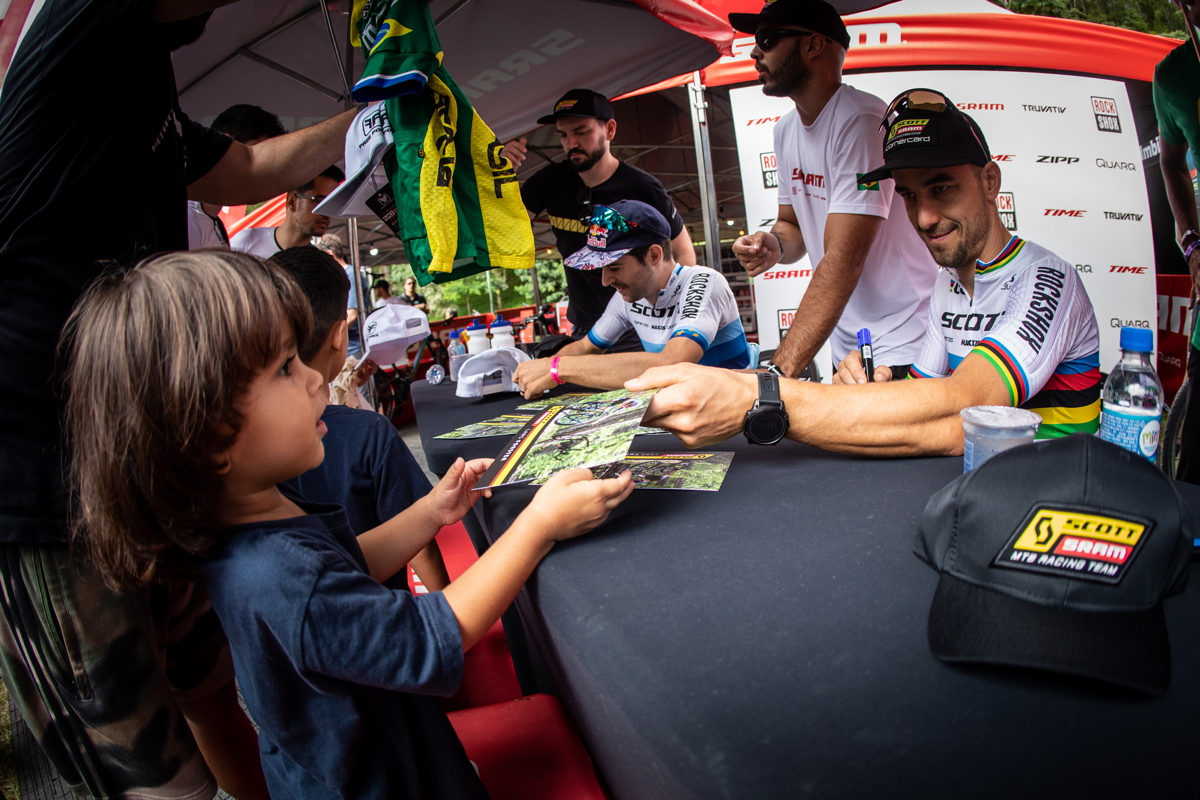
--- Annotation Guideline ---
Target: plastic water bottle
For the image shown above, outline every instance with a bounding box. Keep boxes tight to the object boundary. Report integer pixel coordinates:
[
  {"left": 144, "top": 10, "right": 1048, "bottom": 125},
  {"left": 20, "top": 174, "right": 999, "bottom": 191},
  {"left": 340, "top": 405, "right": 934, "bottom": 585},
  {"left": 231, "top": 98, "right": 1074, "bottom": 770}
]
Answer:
[
  {"left": 1099, "top": 327, "right": 1162, "bottom": 461},
  {"left": 465, "top": 320, "right": 491, "bottom": 355},
  {"left": 448, "top": 331, "right": 467, "bottom": 382}
]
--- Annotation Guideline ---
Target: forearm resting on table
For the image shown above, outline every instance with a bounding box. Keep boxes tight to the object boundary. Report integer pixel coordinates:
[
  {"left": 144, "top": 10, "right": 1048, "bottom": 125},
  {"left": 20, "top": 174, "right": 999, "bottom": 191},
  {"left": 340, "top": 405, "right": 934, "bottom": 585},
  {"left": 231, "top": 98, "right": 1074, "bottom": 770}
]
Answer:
[
  {"left": 357, "top": 496, "right": 443, "bottom": 583},
  {"left": 556, "top": 348, "right": 699, "bottom": 390},
  {"left": 441, "top": 519, "right": 553, "bottom": 651},
  {"left": 784, "top": 356, "right": 1010, "bottom": 456}
]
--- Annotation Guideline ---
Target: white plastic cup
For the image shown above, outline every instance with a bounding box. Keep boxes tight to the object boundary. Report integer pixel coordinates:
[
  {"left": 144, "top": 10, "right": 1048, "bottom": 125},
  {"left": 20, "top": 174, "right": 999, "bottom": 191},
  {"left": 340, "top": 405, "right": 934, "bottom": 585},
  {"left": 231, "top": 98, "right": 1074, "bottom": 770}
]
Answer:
[{"left": 960, "top": 406, "right": 1041, "bottom": 473}]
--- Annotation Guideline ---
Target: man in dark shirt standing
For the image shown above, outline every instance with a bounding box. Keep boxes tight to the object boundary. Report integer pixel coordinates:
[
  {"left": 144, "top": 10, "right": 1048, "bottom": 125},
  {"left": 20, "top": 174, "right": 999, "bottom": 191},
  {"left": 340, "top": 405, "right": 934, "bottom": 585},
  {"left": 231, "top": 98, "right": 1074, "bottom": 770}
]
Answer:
[
  {"left": 504, "top": 89, "right": 696, "bottom": 343},
  {"left": 0, "top": 1, "right": 355, "bottom": 797}
]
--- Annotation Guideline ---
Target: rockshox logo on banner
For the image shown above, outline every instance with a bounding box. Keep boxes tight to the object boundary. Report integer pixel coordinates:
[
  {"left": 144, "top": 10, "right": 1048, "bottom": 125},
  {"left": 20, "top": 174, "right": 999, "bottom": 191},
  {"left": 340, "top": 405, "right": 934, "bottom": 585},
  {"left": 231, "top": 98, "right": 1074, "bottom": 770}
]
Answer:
[
  {"left": 996, "top": 192, "right": 1017, "bottom": 231},
  {"left": 760, "top": 152, "right": 778, "bottom": 189},
  {"left": 777, "top": 308, "right": 794, "bottom": 342},
  {"left": 994, "top": 507, "right": 1149, "bottom": 584},
  {"left": 1092, "top": 96, "right": 1121, "bottom": 133},
  {"left": 856, "top": 174, "right": 880, "bottom": 191}
]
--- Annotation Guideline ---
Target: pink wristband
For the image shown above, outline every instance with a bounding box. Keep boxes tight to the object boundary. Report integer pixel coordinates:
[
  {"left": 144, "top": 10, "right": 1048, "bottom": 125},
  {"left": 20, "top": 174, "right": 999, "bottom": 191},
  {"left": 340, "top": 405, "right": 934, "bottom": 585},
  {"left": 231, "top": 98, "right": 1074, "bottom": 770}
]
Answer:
[{"left": 550, "top": 356, "right": 565, "bottom": 385}]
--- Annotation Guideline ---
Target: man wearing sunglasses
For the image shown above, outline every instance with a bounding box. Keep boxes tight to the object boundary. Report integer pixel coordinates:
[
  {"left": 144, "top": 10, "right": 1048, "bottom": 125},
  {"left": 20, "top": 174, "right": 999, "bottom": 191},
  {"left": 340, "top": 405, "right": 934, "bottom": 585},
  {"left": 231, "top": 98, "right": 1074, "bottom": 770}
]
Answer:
[
  {"left": 727, "top": 0, "right": 936, "bottom": 380},
  {"left": 512, "top": 201, "right": 748, "bottom": 399},
  {"left": 628, "top": 91, "right": 1100, "bottom": 456},
  {"left": 231, "top": 165, "right": 345, "bottom": 259}
]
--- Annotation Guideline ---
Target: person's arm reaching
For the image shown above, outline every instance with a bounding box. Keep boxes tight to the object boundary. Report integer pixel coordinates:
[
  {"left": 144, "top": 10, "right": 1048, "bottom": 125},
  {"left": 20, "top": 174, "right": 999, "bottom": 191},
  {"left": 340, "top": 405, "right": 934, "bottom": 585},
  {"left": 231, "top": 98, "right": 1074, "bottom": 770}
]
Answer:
[
  {"left": 629, "top": 354, "right": 1011, "bottom": 457},
  {"left": 1158, "top": 137, "right": 1200, "bottom": 299},
  {"left": 671, "top": 227, "right": 697, "bottom": 266},
  {"left": 513, "top": 337, "right": 704, "bottom": 398},
  {"left": 732, "top": 204, "right": 807, "bottom": 277},
  {"left": 188, "top": 109, "right": 357, "bottom": 205},
  {"left": 769, "top": 212, "right": 882, "bottom": 377},
  {"left": 356, "top": 458, "right": 492, "bottom": 583},
  {"left": 441, "top": 469, "right": 634, "bottom": 650}
]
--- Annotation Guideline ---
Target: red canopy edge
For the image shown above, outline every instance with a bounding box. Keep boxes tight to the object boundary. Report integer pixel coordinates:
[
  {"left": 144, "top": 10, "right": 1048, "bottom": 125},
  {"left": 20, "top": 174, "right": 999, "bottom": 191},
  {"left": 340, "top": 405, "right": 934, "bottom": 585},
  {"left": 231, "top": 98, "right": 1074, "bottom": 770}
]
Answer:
[
  {"left": 632, "top": 0, "right": 736, "bottom": 57},
  {"left": 623, "top": 13, "right": 1181, "bottom": 98},
  {"left": 226, "top": 195, "right": 286, "bottom": 236}
]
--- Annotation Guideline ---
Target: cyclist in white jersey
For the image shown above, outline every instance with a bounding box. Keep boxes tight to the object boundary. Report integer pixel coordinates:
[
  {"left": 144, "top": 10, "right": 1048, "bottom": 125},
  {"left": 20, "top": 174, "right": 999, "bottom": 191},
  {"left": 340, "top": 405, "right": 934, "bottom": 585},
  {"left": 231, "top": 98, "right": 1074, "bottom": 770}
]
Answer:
[
  {"left": 626, "top": 90, "right": 1100, "bottom": 456},
  {"left": 513, "top": 201, "right": 749, "bottom": 399}
]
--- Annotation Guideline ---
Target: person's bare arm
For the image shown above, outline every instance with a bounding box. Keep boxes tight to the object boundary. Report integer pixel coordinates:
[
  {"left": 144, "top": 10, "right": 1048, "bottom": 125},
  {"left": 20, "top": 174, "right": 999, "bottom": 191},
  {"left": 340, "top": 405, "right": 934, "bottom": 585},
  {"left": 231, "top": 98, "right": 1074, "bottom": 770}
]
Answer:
[
  {"left": 356, "top": 458, "right": 491, "bottom": 582},
  {"left": 441, "top": 469, "right": 633, "bottom": 650},
  {"left": 630, "top": 354, "right": 1011, "bottom": 457},
  {"left": 1159, "top": 137, "right": 1200, "bottom": 298},
  {"left": 671, "top": 226, "right": 697, "bottom": 266},
  {"left": 154, "top": 0, "right": 237, "bottom": 22},
  {"left": 770, "top": 213, "right": 882, "bottom": 377},
  {"left": 410, "top": 542, "right": 451, "bottom": 592},
  {"left": 732, "top": 205, "right": 807, "bottom": 277},
  {"left": 513, "top": 337, "right": 703, "bottom": 398},
  {"left": 188, "top": 109, "right": 357, "bottom": 204}
]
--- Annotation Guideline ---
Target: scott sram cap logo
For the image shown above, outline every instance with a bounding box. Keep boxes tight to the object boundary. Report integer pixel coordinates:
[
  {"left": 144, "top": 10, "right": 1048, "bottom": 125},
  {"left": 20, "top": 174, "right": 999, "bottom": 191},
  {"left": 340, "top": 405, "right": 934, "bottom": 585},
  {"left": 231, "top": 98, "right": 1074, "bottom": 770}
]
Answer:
[
  {"left": 586, "top": 223, "right": 610, "bottom": 249},
  {"left": 556, "top": 99, "right": 579, "bottom": 112},
  {"left": 888, "top": 118, "right": 929, "bottom": 140},
  {"left": 993, "top": 506, "right": 1149, "bottom": 584}
]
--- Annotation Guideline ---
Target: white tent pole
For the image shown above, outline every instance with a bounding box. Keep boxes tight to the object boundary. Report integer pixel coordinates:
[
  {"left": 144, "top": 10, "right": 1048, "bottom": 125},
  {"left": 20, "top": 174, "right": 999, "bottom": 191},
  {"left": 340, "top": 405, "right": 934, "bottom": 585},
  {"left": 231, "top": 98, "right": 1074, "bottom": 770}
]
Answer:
[{"left": 689, "top": 72, "right": 722, "bottom": 270}]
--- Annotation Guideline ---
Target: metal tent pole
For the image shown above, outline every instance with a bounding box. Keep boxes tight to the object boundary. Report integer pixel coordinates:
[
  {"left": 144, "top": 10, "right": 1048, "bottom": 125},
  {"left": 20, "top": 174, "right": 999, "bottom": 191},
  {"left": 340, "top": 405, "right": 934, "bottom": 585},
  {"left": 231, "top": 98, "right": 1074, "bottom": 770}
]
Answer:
[{"left": 688, "top": 72, "right": 722, "bottom": 270}]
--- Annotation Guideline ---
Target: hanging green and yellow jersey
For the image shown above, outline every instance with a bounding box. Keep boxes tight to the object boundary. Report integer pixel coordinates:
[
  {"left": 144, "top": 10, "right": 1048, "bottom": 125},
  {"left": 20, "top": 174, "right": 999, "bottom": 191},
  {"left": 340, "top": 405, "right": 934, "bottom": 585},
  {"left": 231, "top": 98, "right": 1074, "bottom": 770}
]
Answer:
[{"left": 352, "top": 0, "right": 534, "bottom": 285}]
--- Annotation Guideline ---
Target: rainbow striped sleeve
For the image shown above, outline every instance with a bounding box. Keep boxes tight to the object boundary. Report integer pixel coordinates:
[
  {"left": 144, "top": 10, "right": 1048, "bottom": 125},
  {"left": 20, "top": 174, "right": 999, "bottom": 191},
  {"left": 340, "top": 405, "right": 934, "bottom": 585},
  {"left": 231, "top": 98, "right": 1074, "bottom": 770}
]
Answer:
[
  {"left": 1020, "top": 354, "right": 1102, "bottom": 437},
  {"left": 973, "top": 339, "right": 1030, "bottom": 405}
]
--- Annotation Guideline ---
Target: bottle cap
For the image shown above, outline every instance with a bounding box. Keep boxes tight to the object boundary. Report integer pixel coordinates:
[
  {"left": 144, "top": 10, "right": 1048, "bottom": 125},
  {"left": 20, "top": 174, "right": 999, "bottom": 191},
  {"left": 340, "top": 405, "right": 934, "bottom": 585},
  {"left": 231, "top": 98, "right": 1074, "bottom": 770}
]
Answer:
[
  {"left": 466, "top": 320, "right": 487, "bottom": 331},
  {"left": 1119, "top": 327, "right": 1153, "bottom": 353}
]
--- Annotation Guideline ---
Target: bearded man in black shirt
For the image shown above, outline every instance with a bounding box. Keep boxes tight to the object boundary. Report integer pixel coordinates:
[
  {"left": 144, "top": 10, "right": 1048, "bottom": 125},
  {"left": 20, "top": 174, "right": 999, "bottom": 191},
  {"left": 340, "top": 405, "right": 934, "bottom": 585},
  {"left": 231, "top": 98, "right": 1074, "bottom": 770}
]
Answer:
[{"left": 503, "top": 89, "right": 696, "bottom": 344}]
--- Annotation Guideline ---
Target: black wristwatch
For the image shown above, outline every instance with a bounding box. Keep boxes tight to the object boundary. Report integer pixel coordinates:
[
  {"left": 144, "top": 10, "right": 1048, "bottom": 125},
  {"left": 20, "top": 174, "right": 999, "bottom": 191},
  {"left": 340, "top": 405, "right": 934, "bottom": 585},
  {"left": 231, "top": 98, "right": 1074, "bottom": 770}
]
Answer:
[{"left": 743, "top": 372, "right": 790, "bottom": 446}]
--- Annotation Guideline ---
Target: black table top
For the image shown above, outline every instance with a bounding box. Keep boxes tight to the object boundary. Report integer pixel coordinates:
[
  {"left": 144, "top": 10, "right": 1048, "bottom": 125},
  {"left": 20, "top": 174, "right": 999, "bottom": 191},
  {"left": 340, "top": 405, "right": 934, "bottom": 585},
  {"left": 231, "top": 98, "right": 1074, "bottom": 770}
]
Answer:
[{"left": 412, "top": 380, "right": 1200, "bottom": 799}]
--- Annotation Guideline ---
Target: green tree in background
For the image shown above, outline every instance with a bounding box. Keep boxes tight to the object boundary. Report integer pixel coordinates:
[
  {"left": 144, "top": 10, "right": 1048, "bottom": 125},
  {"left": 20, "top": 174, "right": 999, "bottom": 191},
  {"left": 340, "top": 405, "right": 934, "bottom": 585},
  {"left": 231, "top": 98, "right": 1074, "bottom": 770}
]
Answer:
[
  {"left": 996, "top": 0, "right": 1187, "bottom": 38},
  {"left": 383, "top": 260, "right": 570, "bottom": 321}
]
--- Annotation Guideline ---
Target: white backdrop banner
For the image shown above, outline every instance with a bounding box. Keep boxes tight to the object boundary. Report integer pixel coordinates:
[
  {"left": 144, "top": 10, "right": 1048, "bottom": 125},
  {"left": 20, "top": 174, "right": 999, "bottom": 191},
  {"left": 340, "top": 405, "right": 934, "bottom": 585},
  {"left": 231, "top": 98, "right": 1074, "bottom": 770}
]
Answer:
[{"left": 730, "top": 69, "right": 1157, "bottom": 376}]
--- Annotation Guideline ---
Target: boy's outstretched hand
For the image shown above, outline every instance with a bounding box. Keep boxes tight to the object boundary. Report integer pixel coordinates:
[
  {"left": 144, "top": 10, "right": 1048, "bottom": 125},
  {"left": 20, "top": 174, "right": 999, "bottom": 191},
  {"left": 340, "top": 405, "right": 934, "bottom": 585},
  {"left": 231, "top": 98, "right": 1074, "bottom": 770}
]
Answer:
[
  {"left": 522, "top": 468, "right": 635, "bottom": 543},
  {"left": 427, "top": 457, "right": 493, "bottom": 526}
]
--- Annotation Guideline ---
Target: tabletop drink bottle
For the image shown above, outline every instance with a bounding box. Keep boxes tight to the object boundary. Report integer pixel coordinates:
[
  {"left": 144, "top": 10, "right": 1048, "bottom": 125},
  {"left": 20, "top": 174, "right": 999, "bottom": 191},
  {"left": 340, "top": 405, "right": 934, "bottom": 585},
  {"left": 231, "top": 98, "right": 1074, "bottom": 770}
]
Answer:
[{"left": 1098, "top": 326, "right": 1163, "bottom": 461}]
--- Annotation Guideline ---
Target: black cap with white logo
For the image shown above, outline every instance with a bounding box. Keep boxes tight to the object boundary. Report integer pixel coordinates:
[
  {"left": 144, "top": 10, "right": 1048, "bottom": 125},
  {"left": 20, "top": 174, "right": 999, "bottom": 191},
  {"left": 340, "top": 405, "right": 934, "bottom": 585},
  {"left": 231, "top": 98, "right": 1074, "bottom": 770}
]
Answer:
[
  {"left": 728, "top": 0, "right": 851, "bottom": 51},
  {"left": 915, "top": 434, "right": 1192, "bottom": 695},
  {"left": 859, "top": 88, "right": 992, "bottom": 185}
]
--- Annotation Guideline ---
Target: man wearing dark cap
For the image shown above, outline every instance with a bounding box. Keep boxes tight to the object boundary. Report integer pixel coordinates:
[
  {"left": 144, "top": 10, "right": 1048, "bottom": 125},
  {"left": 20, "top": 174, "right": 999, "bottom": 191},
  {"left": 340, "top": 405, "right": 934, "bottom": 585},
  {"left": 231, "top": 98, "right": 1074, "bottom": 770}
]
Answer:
[
  {"left": 626, "top": 89, "right": 1101, "bottom": 456},
  {"left": 727, "top": 0, "right": 935, "bottom": 379},
  {"left": 512, "top": 201, "right": 746, "bottom": 398},
  {"left": 502, "top": 89, "right": 696, "bottom": 346}
]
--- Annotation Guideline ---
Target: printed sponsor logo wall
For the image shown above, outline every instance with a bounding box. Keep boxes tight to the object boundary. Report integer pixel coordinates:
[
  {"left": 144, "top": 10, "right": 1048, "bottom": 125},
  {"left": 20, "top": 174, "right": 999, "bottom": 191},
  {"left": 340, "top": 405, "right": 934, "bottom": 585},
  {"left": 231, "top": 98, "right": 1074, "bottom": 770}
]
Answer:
[{"left": 731, "top": 69, "right": 1156, "bottom": 370}]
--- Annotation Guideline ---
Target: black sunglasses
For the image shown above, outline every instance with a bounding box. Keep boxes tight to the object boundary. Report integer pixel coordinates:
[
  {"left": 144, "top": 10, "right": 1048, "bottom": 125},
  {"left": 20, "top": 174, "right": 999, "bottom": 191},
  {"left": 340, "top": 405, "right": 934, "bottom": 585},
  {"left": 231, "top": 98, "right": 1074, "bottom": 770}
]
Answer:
[{"left": 754, "top": 28, "right": 813, "bottom": 52}]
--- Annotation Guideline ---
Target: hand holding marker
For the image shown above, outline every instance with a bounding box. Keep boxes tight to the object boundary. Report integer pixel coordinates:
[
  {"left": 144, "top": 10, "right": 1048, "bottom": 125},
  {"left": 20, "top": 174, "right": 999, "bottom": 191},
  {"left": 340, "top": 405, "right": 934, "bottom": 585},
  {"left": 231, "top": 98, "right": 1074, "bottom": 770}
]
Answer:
[{"left": 857, "top": 329, "right": 874, "bottom": 384}]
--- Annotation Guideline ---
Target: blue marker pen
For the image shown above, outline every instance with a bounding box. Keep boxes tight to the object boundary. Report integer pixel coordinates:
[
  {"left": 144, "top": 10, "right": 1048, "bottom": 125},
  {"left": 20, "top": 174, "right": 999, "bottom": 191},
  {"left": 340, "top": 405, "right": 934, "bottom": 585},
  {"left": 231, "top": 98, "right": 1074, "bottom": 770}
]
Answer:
[{"left": 857, "top": 328, "right": 875, "bottom": 383}]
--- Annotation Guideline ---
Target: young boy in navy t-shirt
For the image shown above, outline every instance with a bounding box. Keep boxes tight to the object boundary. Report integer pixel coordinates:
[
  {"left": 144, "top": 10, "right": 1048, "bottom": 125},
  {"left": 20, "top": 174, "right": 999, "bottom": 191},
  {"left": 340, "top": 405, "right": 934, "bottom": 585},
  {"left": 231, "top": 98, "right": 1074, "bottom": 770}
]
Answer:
[{"left": 270, "top": 246, "right": 450, "bottom": 590}]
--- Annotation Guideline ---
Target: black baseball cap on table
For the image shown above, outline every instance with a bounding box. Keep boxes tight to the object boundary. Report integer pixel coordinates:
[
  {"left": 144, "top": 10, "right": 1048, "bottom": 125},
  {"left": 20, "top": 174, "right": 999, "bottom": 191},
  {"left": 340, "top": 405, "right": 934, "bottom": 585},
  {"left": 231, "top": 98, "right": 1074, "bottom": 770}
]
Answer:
[
  {"left": 728, "top": 0, "right": 851, "bottom": 51},
  {"left": 915, "top": 434, "right": 1193, "bottom": 695},
  {"left": 859, "top": 88, "right": 992, "bottom": 185},
  {"left": 537, "top": 89, "right": 614, "bottom": 125}
]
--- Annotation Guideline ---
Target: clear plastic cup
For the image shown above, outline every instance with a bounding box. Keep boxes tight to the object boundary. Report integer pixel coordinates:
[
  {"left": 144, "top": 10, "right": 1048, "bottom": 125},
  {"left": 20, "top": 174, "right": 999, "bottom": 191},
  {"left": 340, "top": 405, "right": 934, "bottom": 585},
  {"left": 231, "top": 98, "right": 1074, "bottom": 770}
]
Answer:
[
  {"left": 449, "top": 352, "right": 470, "bottom": 382},
  {"left": 960, "top": 406, "right": 1041, "bottom": 473}
]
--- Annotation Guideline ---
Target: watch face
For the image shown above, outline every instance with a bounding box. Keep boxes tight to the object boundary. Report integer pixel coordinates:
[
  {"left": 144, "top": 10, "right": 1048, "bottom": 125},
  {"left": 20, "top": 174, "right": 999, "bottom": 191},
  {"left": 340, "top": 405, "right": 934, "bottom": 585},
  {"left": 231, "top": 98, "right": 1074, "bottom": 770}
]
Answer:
[{"left": 747, "top": 409, "right": 788, "bottom": 444}]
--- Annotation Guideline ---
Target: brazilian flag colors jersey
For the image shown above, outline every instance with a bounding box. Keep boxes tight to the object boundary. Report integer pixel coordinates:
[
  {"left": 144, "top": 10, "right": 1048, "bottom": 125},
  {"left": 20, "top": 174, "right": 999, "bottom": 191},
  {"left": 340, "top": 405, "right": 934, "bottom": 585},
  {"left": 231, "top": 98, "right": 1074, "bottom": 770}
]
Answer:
[
  {"left": 907, "top": 237, "right": 1102, "bottom": 438},
  {"left": 353, "top": 0, "right": 534, "bottom": 285}
]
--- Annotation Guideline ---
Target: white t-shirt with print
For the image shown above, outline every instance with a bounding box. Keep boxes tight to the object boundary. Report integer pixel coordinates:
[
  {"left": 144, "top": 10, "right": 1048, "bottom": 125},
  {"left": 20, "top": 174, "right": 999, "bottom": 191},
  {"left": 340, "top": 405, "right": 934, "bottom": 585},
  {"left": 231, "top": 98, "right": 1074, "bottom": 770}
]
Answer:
[
  {"left": 586, "top": 264, "right": 750, "bottom": 369},
  {"left": 772, "top": 83, "right": 936, "bottom": 365},
  {"left": 230, "top": 226, "right": 282, "bottom": 259}
]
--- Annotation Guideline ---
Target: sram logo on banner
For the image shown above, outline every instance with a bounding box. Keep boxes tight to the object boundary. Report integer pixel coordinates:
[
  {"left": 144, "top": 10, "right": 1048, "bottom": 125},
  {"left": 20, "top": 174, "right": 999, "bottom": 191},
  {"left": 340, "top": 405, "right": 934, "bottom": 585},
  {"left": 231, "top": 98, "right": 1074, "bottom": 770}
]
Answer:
[
  {"left": 1092, "top": 96, "right": 1121, "bottom": 133},
  {"left": 996, "top": 192, "right": 1017, "bottom": 230},
  {"left": 994, "top": 507, "right": 1148, "bottom": 584}
]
